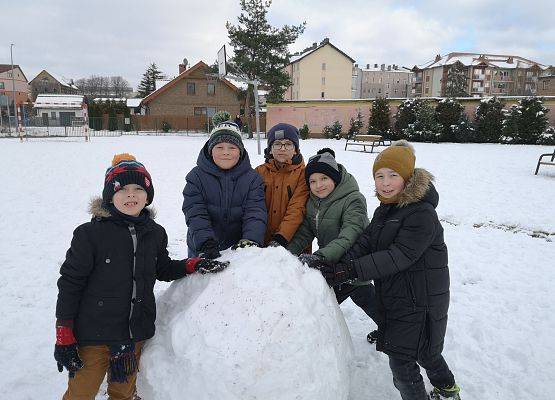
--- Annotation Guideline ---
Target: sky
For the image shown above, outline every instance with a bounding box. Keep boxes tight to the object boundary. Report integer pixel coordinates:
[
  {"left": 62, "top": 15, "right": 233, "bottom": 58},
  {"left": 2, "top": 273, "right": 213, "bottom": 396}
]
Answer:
[{"left": 1, "top": 0, "right": 554, "bottom": 90}]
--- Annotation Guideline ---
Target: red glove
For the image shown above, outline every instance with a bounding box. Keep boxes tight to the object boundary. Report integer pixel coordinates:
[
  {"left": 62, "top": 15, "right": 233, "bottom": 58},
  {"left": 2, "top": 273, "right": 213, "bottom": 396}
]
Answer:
[{"left": 186, "top": 258, "right": 229, "bottom": 274}]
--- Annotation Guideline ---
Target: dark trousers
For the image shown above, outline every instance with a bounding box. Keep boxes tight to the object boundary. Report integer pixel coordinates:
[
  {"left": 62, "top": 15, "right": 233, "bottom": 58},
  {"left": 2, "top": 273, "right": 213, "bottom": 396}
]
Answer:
[
  {"left": 334, "top": 282, "right": 379, "bottom": 325},
  {"left": 388, "top": 353, "right": 455, "bottom": 400}
]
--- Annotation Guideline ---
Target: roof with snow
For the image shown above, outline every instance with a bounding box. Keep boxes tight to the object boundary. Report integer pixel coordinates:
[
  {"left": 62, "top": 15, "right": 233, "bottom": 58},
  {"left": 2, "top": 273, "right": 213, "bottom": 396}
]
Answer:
[
  {"left": 127, "top": 98, "right": 143, "bottom": 108},
  {"left": 414, "top": 53, "right": 547, "bottom": 71},
  {"left": 29, "top": 70, "right": 79, "bottom": 90},
  {"left": 289, "top": 39, "right": 355, "bottom": 64},
  {"left": 141, "top": 61, "right": 239, "bottom": 105},
  {"left": 34, "top": 94, "right": 85, "bottom": 109}
]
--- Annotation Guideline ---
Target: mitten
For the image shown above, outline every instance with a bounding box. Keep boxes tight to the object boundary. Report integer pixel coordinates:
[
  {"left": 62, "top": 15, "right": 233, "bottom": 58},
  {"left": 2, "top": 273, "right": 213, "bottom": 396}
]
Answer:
[
  {"left": 231, "top": 239, "right": 259, "bottom": 250},
  {"left": 186, "top": 258, "right": 230, "bottom": 274},
  {"left": 199, "top": 239, "right": 221, "bottom": 260},
  {"left": 297, "top": 253, "right": 327, "bottom": 269},
  {"left": 54, "top": 322, "right": 84, "bottom": 378},
  {"left": 267, "top": 234, "right": 288, "bottom": 248},
  {"left": 319, "top": 261, "right": 358, "bottom": 287}
]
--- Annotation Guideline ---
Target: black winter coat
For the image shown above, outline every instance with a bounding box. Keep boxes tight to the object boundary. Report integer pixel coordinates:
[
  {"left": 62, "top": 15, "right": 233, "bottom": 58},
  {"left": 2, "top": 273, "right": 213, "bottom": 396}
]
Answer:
[
  {"left": 345, "top": 169, "right": 450, "bottom": 361},
  {"left": 56, "top": 199, "right": 187, "bottom": 345}
]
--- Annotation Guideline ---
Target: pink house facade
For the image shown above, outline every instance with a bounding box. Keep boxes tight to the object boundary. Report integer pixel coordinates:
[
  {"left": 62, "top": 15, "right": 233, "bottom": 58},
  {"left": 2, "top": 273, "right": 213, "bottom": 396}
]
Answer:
[{"left": 267, "top": 97, "right": 555, "bottom": 137}]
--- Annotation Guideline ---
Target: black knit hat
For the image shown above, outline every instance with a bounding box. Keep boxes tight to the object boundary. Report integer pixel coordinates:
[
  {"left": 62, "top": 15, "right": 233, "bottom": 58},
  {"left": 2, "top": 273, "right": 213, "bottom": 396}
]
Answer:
[
  {"left": 102, "top": 153, "right": 154, "bottom": 205},
  {"left": 266, "top": 123, "right": 300, "bottom": 151},
  {"left": 207, "top": 121, "right": 244, "bottom": 156},
  {"left": 305, "top": 148, "right": 341, "bottom": 187}
]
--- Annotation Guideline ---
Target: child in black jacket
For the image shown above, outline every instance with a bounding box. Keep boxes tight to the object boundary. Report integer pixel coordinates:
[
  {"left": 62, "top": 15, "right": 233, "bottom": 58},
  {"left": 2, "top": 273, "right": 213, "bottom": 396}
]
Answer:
[{"left": 55, "top": 153, "right": 228, "bottom": 400}]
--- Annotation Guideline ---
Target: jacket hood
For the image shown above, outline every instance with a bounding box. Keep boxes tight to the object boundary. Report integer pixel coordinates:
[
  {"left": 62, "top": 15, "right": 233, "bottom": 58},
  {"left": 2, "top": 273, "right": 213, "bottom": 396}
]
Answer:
[
  {"left": 310, "top": 164, "right": 360, "bottom": 204},
  {"left": 88, "top": 197, "right": 157, "bottom": 219},
  {"left": 197, "top": 141, "right": 253, "bottom": 178},
  {"left": 395, "top": 168, "right": 438, "bottom": 208}
]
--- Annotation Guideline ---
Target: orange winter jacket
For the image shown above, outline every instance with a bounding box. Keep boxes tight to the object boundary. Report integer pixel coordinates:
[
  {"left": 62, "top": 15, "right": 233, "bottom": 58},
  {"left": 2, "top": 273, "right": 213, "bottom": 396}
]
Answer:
[{"left": 255, "top": 157, "right": 309, "bottom": 245}]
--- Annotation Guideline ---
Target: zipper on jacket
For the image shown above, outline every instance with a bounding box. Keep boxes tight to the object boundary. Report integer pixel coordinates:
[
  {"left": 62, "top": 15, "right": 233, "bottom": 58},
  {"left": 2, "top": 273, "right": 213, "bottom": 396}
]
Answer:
[
  {"left": 403, "top": 272, "right": 417, "bottom": 310},
  {"left": 315, "top": 199, "right": 321, "bottom": 237},
  {"left": 128, "top": 224, "right": 138, "bottom": 339}
]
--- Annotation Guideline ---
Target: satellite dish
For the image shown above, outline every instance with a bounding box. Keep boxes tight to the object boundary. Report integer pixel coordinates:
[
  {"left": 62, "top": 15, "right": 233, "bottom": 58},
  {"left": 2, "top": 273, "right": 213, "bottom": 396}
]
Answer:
[{"left": 182, "top": 58, "right": 189, "bottom": 69}]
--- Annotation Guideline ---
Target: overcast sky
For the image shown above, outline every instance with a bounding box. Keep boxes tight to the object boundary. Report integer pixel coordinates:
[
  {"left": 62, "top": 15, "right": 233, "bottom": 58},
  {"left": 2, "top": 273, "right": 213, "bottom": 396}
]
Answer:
[{"left": 2, "top": 0, "right": 554, "bottom": 90}]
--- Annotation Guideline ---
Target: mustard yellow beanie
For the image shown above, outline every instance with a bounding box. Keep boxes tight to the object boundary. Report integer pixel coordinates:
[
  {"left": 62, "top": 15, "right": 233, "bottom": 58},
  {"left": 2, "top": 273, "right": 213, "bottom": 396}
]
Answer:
[{"left": 373, "top": 140, "right": 415, "bottom": 181}]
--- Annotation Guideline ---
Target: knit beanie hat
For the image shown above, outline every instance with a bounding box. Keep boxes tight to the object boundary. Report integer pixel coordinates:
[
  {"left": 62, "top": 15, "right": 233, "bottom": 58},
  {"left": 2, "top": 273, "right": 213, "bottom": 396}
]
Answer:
[
  {"left": 267, "top": 123, "right": 300, "bottom": 151},
  {"left": 207, "top": 121, "right": 244, "bottom": 156},
  {"left": 102, "top": 153, "right": 154, "bottom": 205},
  {"left": 373, "top": 140, "right": 415, "bottom": 181},
  {"left": 305, "top": 148, "right": 341, "bottom": 186}
]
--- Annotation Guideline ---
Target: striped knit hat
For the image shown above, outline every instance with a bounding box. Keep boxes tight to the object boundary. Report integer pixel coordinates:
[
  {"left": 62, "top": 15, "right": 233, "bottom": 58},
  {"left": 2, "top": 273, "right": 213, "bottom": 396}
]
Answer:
[
  {"left": 102, "top": 153, "right": 154, "bottom": 205},
  {"left": 305, "top": 148, "right": 341, "bottom": 186}
]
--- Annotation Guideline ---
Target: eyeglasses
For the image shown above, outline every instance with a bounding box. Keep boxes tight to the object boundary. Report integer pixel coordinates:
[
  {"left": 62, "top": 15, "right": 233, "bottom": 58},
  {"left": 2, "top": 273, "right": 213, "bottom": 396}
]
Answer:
[{"left": 271, "top": 141, "right": 295, "bottom": 150}]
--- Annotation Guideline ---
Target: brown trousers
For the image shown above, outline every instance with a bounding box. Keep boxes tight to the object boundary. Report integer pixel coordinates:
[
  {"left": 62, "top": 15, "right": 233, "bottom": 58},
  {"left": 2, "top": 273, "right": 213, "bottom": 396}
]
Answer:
[{"left": 62, "top": 342, "right": 143, "bottom": 400}]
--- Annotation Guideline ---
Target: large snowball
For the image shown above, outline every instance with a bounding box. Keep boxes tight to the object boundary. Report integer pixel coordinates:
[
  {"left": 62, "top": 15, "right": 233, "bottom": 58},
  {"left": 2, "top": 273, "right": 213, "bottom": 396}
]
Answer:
[{"left": 138, "top": 247, "right": 353, "bottom": 400}]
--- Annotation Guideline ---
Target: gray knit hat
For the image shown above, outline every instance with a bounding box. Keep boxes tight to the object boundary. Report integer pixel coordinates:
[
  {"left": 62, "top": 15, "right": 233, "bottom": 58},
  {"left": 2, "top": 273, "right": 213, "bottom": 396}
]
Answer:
[
  {"left": 207, "top": 121, "right": 244, "bottom": 156},
  {"left": 305, "top": 148, "right": 341, "bottom": 186}
]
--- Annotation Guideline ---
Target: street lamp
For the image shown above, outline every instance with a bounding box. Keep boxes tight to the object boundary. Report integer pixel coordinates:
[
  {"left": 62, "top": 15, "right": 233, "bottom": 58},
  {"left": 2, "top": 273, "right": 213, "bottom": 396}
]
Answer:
[{"left": 10, "top": 43, "right": 20, "bottom": 137}]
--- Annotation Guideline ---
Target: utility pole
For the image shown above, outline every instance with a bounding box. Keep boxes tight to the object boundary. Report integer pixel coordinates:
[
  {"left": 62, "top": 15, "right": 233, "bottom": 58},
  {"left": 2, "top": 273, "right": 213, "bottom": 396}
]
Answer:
[{"left": 10, "top": 44, "right": 20, "bottom": 139}]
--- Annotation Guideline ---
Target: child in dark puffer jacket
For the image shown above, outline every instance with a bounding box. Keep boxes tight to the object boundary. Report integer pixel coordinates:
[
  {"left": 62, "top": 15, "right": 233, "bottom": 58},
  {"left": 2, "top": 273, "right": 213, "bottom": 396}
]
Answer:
[{"left": 55, "top": 153, "right": 228, "bottom": 400}]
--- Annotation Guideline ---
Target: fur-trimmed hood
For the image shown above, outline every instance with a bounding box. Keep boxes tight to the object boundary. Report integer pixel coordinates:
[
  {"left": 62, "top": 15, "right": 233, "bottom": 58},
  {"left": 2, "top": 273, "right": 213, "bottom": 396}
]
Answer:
[
  {"left": 88, "top": 197, "right": 157, "bottom": 219},
  {"left": 384, "top": 168, "right": 438, "bottom": 208}
]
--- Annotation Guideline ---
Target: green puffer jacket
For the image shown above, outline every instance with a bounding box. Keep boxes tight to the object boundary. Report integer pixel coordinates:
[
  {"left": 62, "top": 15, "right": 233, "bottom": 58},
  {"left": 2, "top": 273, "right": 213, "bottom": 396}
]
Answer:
[{"left": 288, "top": 165, "right": 369, "bottom": 263}]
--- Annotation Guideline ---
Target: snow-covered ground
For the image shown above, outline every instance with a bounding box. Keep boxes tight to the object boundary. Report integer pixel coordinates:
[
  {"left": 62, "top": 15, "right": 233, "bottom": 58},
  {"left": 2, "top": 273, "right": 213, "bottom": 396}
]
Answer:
[{"left": 1, "top": 135, "right": 553, "bottom": 399}]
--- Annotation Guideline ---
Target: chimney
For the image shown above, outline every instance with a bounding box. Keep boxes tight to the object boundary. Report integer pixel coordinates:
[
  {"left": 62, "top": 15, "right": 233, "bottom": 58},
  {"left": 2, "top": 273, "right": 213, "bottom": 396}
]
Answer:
[
  {"left": 179, "top": 64, "right": 187, "bottom": 74},
  {"left": 507, "top": 56, "right": 514, "bottom": 64},
  {"left": 321, "top": 37, "right": 330, "bottom": 45},
  {"left": 374, "top": 63, "right": 378, "bottom": 68},
  {"left": 312, "top": 42, "right": 317, "bottom": 49},
  {"left": 366, "top": 64, "right": 370, "bottom": 69},
  {"left": 387, "top": 65, "right": 392, "bottom": 71},
  {"left": 381, "top": 63, "right": 385, "bottom": 71},
  {"left": 435, "top": 54, "right": 442, "bottom": 62}
]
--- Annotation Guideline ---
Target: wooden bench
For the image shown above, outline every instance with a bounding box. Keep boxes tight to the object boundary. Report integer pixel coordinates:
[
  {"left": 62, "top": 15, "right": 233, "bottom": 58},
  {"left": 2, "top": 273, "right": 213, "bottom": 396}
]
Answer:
[
  {"left": 535, "top": 148, "right": 555, "bottom": 175},
  {"left": 344, "top": 134, "right": 391, "bottom": 153}
]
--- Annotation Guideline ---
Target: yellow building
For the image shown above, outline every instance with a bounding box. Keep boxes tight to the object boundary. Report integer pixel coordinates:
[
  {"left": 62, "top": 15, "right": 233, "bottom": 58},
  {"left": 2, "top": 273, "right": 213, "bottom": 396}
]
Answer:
[{"left": 284, "top": 38, "right": 355, "bottom": 100}]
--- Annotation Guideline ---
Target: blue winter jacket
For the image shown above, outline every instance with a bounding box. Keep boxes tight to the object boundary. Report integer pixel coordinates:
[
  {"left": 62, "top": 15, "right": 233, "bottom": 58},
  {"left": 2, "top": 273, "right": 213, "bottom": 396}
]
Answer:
[{"left": 182, "top": 142, "right": 267, "bottom": 256}]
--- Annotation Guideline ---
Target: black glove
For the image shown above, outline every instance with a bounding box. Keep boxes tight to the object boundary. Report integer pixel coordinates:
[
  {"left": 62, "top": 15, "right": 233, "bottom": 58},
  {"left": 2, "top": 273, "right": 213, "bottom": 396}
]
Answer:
[
  {"left": 196, "top": 259, "right": 230, "bottom": 274},
  {"left": 186, "top": 258, "right": 229, "bottom": 274},
  {"left": 267, "top": 234, "right": 288, "bottom": 248},
  {"left": 54, "top": 343, "right": 83, "bottom": 378},
  {"left": 199, "top": 239, "right": 221, "bottom": 260},
  {"left": 298, "top": 253, "right": 328, "bottom": 270},
  {"left": 319, "top": 261, "right": 358, "bottom": 287},
  {"left": 231, "top": 239, "right": 259, "bottom": 250}
]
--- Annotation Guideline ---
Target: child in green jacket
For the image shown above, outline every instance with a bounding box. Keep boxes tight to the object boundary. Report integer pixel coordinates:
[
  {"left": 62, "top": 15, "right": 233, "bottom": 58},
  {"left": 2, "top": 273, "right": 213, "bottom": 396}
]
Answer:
[{"left": 288, "top": 148, "right": 378, "bottom": 326}]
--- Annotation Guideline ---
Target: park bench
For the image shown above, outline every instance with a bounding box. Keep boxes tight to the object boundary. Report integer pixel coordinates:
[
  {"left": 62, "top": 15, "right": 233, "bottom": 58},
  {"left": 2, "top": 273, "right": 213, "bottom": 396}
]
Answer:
[
  {"left": 344, "top": 134, "right": 390, "bottom": 153},
  {"left": 535, "top": 148, "right": 555, "bottom": 175}
]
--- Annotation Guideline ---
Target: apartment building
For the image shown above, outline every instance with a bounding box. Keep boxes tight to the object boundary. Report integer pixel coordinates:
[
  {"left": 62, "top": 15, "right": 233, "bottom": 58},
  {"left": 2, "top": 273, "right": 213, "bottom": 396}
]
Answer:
[
  {"left": 352, "top": 63, "right": 413, "bottom": 98},
  {"left": 284, "top": 38, "right": 355, "bottom": 100},
  {"left": 538, "top": 66, "right": 555, "bottom": 96},
  {"left": 411, "top": 52, "right": 547, "bottom": 97}
]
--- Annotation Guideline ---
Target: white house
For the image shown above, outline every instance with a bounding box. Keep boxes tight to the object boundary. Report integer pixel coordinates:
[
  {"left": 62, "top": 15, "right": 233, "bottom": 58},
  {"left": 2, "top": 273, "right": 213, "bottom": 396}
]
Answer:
[{"left": 33, "top": 94, "right": 86, "bottom": 126}]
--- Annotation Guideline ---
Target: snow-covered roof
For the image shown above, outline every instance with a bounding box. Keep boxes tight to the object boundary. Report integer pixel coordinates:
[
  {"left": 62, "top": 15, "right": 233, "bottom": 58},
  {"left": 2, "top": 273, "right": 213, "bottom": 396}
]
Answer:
[
  {"left": 127, "top": 98, "right": 142, "bottom": 108},
  {"left": 46, "top": 72, "right": 79, "bottom": 90},
  {"left": 34, "top": 94, "right": 84, "bottom": 109},
  {"left": 420, "top": 53, "right": 547, "bottom": 70},
  {"left": 93, "top": 97, "right": 126, "bottom": 102},
  {"left": 155, "top": 79, "right": 172, "bottom": 90},
  {"left": 360, "top": 66, "right": 413, "bottom": 74},
  {"left": 290, "top": 40, "right": 355, "bottom": 64}
]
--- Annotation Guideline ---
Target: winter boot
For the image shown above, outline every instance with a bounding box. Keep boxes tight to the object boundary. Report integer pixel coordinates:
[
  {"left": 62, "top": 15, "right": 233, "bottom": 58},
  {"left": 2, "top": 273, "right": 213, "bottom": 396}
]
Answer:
[
  {"left": 429, "top": 383, "right": 461, "bottom": 399},
  {"left": 366, "top": 330, "right": 378, "bottom": 344}
]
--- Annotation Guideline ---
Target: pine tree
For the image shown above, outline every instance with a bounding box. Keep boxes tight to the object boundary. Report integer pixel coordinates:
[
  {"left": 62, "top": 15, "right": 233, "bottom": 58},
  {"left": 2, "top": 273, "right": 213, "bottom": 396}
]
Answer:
[
  {"left": 137, "top": 63, "right": 165, "bottom": 98},
  {"left": 475, "top": 97, "right": 505, "bottom": 143},
  {"left": 368, "top": 97, "right": 391, "bottom": 137},
  {"left": 347, "top": 111, "right": 364, "bottom": 139},
  {"left": 435, "top": 98, "right": 466, "bottom": 142},
  {"left": 394, "top": 98, "right": 421, "bottom": 137},
  {"left": 501, "top": 97, "right": 549, "bottom": 144},
  {"left": 403, "top": 101, "right": 442, "bottom": 142},
  {"left": 226, "top": 0, "right": 305, "bottom": 135},
  {"left": 444, "top": 61, "right": 468, "bottom": 97}
]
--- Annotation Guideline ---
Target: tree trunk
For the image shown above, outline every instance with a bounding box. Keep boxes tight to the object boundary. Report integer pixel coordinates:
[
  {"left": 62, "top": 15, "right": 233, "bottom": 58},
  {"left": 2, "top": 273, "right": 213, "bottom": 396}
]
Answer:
[{"left": 245, "top": 87, "right": 253, "bottom": 139}]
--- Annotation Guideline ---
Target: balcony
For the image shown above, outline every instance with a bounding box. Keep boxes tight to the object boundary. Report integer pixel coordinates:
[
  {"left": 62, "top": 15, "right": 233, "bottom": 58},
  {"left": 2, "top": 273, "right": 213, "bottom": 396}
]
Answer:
[
  {"left": 414, "top": 76, "right": 423, "bottom": 83},
  {"left": 472, "top": 87, "right": 485, "bottom": 93},
  {"left": 473, "top": 74, "right": 485, "bottom": 80}
]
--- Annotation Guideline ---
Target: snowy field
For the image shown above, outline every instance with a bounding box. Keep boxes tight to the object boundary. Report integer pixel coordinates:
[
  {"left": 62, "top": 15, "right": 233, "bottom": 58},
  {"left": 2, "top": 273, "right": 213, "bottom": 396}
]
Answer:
[{"left": 1, "top": 135, "right": 554, "bottom": 399}]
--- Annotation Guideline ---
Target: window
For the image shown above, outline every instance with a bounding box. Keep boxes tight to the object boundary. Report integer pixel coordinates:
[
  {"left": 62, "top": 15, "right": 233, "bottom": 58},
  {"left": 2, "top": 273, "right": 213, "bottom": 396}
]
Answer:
[
  {"left": 386, "top": 83, "right": 390, "bottom": 89},
  {"left": 425, "top": 87, "right": 429, "bottom": 94},
  {"left": 0, "top": 82, "right": 4, "bottom": 89},
  {"left": 544, "top": 81, "right": 549, "bottom": 90},
  {"left": 425, "top": 76, "right": 430, "bottom": 82},
  {"left": 322, "top": 63, "right": 326, "bottom": 70},
  {"left": 378, "top": 88, "right": 381, "bottom": 94},
  {"left": 187, "top": 82, "right": 196, "bottom": 95},
  {"left": 51, "top": 112, "right": 56, "bottom": 119},
  {"left": 321, "top": 77, "right": 325, "bottom": 85},
  {"left": 321, "top": 92, "right": 325, "bottom": 98},
  {"left": 207, "top": 83, "right": 215, "bottom": 95},
  {"left": 394, "top": 89, "right": 398, "bottom": 94},
  {"left": 206, "top": 107, "right": 216, "bottom": 117},
  {"left": 194, "top": 107, "right": 206, "bottom": 115}
]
